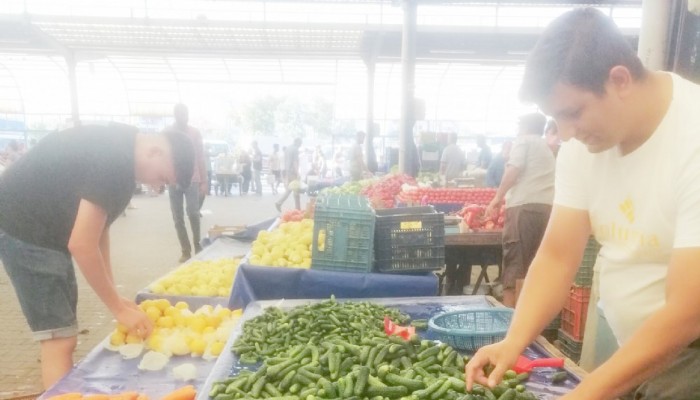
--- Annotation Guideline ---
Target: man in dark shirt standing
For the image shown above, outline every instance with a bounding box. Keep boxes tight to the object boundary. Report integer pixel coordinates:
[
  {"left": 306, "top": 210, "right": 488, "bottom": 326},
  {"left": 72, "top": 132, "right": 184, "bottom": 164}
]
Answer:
[
  {"left": 168, "top": 104, "right": 207, "bottom": 262},
  {"left": 0, "top": 123, "right": 194, "bottom": 389}
]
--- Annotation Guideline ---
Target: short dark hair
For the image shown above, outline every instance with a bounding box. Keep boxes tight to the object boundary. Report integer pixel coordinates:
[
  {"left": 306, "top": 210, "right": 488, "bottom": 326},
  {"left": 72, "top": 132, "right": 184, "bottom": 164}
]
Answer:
[
  {"left": 164, "top": 129, "right": 194, "bottom": 189},
  {"left": 519, "top": 8, "right": 646, "bottom": 104},
  {"left": 519, "top": 113, "right": 547, "bottom": 136}
]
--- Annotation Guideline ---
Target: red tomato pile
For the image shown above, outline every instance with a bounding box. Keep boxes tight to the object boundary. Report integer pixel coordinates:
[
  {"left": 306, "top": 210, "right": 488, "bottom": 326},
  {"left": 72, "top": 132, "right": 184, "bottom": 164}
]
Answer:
[
  {"left": 361, "top": 174, "right": 417, "bottom": 209},
  {"left": 280, "top": 209, "right": 306, "bottom": 222},
  {"left": 397, "top": 187, "right": 497, "bottom": 205},
  {"left": 457, "top": 203, "right": 505, "bottom": 231}
]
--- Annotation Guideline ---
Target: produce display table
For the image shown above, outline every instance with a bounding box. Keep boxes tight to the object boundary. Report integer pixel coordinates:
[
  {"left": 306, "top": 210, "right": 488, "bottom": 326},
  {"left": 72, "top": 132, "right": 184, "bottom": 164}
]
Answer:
[
  {"left": 39, "top": 336, "right": 218, "bottom": 399},
  {"left": 200, "top": 296, "right": 587, "bottom": 400},
  {"left": 228, "top": 264, "right": 439, "bottom": 309},
  {"left": 443, "top": 229, "right": 503, "bottom": 295},
  {"left": 136, "top": 238, "right": 251, "bottom": 309}
]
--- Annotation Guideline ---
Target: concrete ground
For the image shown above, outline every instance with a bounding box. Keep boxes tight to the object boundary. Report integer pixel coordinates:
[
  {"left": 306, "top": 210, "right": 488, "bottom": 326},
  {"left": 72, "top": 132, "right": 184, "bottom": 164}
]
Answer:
[{"left": 0, "top": 188, "right": 295, "bottom": 399}]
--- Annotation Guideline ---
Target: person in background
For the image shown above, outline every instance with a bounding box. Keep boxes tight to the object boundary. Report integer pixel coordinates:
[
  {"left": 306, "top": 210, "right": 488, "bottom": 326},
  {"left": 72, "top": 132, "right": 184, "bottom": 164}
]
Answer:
[
  {"left": 0, "top": 123, "right": 194, "bottom": 389},
  {"left": 333, "top": 148, "right": 344, "bottom": 178},
  {"left": 485, "top": 141, "right": 513, "bottom": 188},
  {"left": 269, "top": 143, "right": 281, "bottom": 195},
  {"left": 238, "top": 149, "right": 252, "bottom": 195},
  {"left": 545, "top": 119, "right": 561, "bottom": 157},
  {"left": 476, "top": 135, "right": 493, "bottom": 169},
  {"left": 280, "top": 145, "right": 287, "bottom": 183},
  {"left": 312, "top": 145, "right": 327, "bottom": 178},
  {"left": 199, "top": 144, "right": 213, "bottom": 213},
  {"left": 485, "top": 113, "right": 555, "bottom": 307},
  {"left": 168, "top": 104, "right": 207, "bottom": 263},
  {"left": 366, "top": 131, "right": 378, "bottom": 174},
  {"left": 349, "top": 131, "right": 369, "bottom": 181},
  {"left": 275, "top": 138, "right": 302, "bottom": 212},
  {"left": 214, "top": 150, "right": 235, "bottom": 196},
  {"left": 439, "top": 133, "right": 466, "bottom": 184},
  {"left": 251, "top": 141, "right": 263, "bottom": 195},
  {"left": 468, "top": 9, "right": 700, "bottom": 399}
]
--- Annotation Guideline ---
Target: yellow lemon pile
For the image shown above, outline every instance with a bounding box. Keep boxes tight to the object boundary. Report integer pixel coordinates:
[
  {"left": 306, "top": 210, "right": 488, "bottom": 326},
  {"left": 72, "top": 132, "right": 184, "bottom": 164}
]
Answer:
[
  {"left": 249, "top": 219, "right": 313, "bottom": 268},
  {"left": 109, "top": 299, "right": 242, "bottom": 359},
  {"left": 149, "top": 258, "right": 239, "bottom": 297}
]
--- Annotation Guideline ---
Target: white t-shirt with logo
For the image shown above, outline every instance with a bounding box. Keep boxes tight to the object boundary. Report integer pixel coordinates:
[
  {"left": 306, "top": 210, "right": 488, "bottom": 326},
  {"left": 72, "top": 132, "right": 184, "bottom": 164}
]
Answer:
[{"left": 554, "top": 73, "right": 700, "bottom": 345}]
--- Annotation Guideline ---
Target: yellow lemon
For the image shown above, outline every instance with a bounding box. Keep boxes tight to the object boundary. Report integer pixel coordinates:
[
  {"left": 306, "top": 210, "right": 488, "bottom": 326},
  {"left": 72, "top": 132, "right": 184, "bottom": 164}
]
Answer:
[
  {"left": 164, "top": 306, "right": 180, "bottom": 318},
  {"left": 216, "top": 308, "right": 232, "bottom": 320},
  {"left": 232, "top": 309, "right": 243, "bottom": 317},
  {"left": 157, "top": 316, "right": 174, "bottom": 328},
  {"left": 116, "top": 323, "right": 129, "bottom": 334},
  {"left": 174, "top": 314, "right": 187, "bottom": 328},
  {"left": 190, "top": 337, "right": 207, "bottom": 355},
  {"left": 188, "top": 316, "right": 207, "bottom": 333},
  {"left": 110, "top": 331, "right": 126, "bottom": 346},
  {"left": 146, "top": 333, "right": 164, "bottom": 352},
  {"left": 125, "top": 333, "right": 143, "bottom": 344},
  {"left": 203, "top": 326, "right": 216, "bottom": 335},
  {"left": 145, "top": 306, "right": 162, "bottom": 322},
  {"left": 175, "top": 301, "right": 189, "bottom": 310},
  {"left": 155, "top": 299, "right": 171, "bottom": 311},
  {"left": 209, "top": 340, "right": 225, "bottom": 357}
]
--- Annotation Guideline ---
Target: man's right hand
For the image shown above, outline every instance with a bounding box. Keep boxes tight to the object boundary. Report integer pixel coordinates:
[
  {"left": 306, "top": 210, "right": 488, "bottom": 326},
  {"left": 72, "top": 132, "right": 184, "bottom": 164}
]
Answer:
[
  {"left": 465, "top": 340, "right": 522, "bottom": 390},
  {"left": 114, "top": 302, "right": 153, "bottom": 339}
]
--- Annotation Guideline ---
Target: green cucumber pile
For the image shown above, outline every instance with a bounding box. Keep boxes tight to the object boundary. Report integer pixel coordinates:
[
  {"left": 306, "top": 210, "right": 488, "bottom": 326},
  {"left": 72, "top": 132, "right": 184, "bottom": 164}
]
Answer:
[
  {"left": 209, "top": 298, "right": 539, "bottom": 400},
  {"left": 232, "top": 298, "right": 410, "bottom": 364}
]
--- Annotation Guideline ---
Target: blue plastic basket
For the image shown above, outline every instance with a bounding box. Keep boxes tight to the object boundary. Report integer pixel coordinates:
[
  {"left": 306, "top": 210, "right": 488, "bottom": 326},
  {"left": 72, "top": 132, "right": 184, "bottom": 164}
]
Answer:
[{"left": 428, "top": 309, "right": 514, "bottom": 351}]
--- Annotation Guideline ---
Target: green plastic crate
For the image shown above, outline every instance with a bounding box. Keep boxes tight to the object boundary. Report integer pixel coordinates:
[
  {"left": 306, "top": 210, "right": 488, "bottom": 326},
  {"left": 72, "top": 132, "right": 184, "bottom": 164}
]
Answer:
[
  {"left": 311, "top": 195, "right": 375, "bottom": 273},
  {"left": 575, "top": 237, "right": 601, "bottom": 287},
  {"left": 557, "top": 328, "right": 583, "bottom": 363}
]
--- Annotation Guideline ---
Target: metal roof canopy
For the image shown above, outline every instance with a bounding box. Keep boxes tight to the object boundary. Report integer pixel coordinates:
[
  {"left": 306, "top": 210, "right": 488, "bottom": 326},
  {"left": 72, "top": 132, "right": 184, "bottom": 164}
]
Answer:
[{"left": 1, "top": 7, "right": 639, "bottom": 63}]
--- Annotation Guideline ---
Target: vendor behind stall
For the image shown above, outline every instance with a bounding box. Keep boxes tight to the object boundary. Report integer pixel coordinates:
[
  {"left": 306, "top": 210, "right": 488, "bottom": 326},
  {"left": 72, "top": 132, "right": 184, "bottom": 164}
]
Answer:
[
  {"left": 0, "top": 123, "right": 194, "bottom": 389},
  {"left": 467, "top": 8, "right": 700, "bottom": 400}
]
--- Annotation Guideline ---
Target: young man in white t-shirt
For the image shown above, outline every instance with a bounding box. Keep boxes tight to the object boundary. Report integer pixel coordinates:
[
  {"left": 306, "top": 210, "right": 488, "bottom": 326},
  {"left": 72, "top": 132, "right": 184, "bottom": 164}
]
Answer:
[{"left": 467, "top": 8, "right": 700, "bottom": 400}]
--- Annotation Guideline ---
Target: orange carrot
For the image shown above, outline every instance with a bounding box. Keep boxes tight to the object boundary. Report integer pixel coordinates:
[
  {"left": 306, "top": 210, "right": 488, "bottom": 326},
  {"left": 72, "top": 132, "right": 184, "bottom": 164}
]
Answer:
[
  {"left": 161, "top": 385, "right": 196, "bottom": 400},
  {"left": 83, "top": 395, "right": 110, "bottom": 400},
  {"left": 47, "top": 394, "right": 83, "bottom": 400},
  {"left": 109, "top": 392, "right": 140, "bottom": 400}
]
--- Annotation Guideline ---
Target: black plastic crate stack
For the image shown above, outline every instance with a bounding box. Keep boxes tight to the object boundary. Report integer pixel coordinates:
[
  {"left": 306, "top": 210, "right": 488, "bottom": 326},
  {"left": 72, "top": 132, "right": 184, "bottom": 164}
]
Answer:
[
  {"left": 557, "top": 236, "right": 600, "bottom": 362},
  {"left": 374, "top": 206, "right": 445, "bottom": 273},
  {"left": 311, "top": 194, "right": 376, "bottom": 273}
]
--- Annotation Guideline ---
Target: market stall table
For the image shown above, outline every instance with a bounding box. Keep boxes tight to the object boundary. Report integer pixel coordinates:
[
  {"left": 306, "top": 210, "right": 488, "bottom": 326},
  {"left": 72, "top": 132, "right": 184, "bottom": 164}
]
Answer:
[
  {"left": 200, "top": 295, "right": 587, "bottom": 400},
  {"left": 228, "top": 263, "right": 439, "bottom": 309},
  {"left": 39, "top": 336, "right": 219, "bottom": 399},
  {"left": 443, "top": 228, "right": 502, "bottom": 295}
]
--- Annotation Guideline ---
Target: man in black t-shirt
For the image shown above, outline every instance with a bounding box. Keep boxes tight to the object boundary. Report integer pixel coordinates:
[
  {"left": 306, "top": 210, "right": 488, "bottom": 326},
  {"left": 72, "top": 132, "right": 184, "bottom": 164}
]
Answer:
[{"left": 0, "top": 123, "right": 194, "bottom": 389}]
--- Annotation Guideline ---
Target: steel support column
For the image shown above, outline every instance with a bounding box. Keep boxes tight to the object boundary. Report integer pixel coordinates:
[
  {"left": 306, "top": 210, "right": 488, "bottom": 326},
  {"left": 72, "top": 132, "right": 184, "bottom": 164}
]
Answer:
[
  {"left": 398, "top": 0, "right": 417, "bottom": 175},
  {"left": 66, "top": 52, "right": 80, "bottom": 126}
]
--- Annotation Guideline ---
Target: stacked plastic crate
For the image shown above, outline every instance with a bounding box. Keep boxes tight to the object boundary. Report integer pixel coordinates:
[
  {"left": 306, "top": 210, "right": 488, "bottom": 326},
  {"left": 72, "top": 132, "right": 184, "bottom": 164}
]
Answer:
[{"left": 557, "top": 237, "right": 601, "bottom": 362}]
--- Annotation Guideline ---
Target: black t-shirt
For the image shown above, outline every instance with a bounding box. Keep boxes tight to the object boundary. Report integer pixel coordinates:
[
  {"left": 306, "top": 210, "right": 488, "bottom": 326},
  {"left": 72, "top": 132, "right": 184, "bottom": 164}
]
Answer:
[{"left": 0, "top": 125, "right": 137, "bottom": 253}]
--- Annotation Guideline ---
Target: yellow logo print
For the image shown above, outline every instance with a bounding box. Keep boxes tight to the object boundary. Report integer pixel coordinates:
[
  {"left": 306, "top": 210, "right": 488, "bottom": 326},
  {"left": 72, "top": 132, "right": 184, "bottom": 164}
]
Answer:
[{"left": 619, "top": 198, "right": 635, "bottom": 223}]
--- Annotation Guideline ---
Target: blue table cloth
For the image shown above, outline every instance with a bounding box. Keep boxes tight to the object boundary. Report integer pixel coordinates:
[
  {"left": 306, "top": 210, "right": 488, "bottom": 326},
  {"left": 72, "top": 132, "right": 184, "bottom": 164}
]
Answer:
[
  {"left": 228, "top": 263, "right": 439, "bottom": 309},
  {"left": 40, "top": 337, "right": 218, "bottom": 399},
  {"left": 199, "top": 296, "right": 582, "bottom": 400}
]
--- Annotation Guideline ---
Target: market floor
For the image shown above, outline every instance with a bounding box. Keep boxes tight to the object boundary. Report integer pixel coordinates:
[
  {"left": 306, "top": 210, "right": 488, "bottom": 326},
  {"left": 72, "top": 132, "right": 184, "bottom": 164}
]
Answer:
[{"left": 0, "top": 189, "right": 294, "bottom": 399}]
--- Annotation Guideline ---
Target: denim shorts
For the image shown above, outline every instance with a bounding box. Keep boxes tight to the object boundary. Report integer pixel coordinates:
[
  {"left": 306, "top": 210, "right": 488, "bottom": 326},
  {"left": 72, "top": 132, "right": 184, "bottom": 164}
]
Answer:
[{"left": 0, "top": 228, "right": 78, "bottom": 341}]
